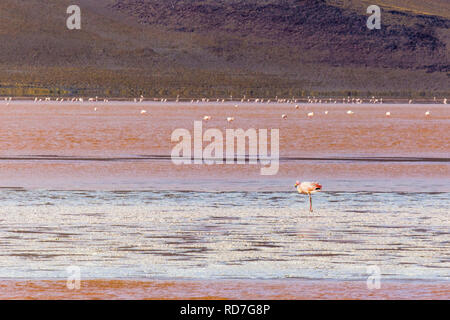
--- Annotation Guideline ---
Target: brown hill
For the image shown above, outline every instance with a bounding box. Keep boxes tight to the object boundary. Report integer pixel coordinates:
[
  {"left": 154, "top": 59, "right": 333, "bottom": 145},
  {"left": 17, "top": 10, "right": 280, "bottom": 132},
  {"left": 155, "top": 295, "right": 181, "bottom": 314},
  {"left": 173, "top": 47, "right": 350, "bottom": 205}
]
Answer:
[{"left": 0, "top": 0, "right": 448, "bottom": 98}]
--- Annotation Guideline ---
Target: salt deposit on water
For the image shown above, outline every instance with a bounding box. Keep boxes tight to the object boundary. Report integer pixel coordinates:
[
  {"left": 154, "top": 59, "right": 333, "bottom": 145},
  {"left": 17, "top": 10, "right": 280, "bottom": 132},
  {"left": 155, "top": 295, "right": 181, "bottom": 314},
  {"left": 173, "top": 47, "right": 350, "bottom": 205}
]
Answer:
[{"left": 0, "top": 190, "right": 448, "bottom": 281}]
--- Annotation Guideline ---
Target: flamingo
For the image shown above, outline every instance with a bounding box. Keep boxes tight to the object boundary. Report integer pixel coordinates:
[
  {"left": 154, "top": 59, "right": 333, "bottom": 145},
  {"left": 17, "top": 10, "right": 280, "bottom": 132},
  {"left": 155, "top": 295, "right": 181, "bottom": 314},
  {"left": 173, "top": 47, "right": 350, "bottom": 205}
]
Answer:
[
  {"left": 203, "top": 115, "right": 211, "bottom": 121},
  {"left": 295, "top": 181, "right": 322, "bottom": 212},
  {"left": 386, "top": 112, "right": 391, "bottom": 117},
  {"left": 282, "top": 114, "right": 288, "bottom": 119},
  {"left": 227, "top": 117, "right": 235, "bottom": 123}
]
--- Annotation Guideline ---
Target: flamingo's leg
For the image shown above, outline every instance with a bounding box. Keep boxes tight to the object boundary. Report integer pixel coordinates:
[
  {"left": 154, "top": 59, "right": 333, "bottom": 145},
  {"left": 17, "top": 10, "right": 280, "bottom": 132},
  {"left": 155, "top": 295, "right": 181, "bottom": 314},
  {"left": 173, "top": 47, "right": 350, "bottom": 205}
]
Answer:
[{"left": 309, "top": 194, "right": 313, "bottom": 212}]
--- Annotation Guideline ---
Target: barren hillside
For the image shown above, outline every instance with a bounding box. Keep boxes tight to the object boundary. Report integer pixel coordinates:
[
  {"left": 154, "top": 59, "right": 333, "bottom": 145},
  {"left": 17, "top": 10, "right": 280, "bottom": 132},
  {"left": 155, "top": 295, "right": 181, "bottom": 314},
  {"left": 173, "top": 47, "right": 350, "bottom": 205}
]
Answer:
[{"left": 1, "top": 0, "right": 448, "bottom": 98}]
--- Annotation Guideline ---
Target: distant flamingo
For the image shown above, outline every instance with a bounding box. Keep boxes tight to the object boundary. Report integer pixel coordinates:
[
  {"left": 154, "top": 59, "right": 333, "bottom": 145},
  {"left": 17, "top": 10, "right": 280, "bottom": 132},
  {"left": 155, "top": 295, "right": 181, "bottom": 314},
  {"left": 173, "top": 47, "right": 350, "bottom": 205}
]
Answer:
[{"left": 295, "top": 181, "right": 322, "bottom": 212}]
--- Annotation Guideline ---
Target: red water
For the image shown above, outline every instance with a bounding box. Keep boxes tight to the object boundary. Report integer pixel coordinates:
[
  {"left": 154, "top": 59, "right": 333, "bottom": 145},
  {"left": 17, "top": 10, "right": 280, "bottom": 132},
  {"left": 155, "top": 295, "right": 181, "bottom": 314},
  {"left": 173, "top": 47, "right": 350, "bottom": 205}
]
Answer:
[
  {"left": 1, "top": 279, "right": 448, "bottom": 300},
  {"left": 0, "top": 102, "right": 448, "bottom": 157},
  {"left": 0, "top": 102, "right": 448, "bottom": 191}
]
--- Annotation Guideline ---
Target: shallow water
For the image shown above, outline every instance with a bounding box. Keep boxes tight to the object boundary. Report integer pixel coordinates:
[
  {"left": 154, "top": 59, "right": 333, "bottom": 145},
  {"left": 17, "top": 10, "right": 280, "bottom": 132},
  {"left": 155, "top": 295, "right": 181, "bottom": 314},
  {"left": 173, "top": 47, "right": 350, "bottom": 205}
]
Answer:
[
  {"left": 0, "top": 189, "right": 448, "bottom": 281},
  {"left": 0, "top": 101, "right": 448, "bottom": 193},
  {"left": 0, "top": 101, "right": 448, "bottom": 291},
  {"left": 0, "top": 101, "right": 448, "bottom": 158}
]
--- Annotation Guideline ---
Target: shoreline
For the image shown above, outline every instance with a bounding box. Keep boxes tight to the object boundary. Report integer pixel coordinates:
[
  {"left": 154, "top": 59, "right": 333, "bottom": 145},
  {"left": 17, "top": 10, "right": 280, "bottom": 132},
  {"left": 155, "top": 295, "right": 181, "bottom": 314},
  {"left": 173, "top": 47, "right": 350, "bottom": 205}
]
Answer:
[
  {"left": 1, "top": 279, "right": 448, "bottom": 300},
  {"left": 0, "top": 98, "right": 448, "bottom": 105}
]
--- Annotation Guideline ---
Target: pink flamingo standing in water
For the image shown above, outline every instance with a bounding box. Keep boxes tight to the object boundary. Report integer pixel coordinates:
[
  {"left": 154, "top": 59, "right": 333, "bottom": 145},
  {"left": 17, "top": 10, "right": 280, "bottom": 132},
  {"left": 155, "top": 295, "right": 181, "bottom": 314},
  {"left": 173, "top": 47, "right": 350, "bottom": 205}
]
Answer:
[{"left": 295, "top": 181, "right": 322, "bottom": 212}]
